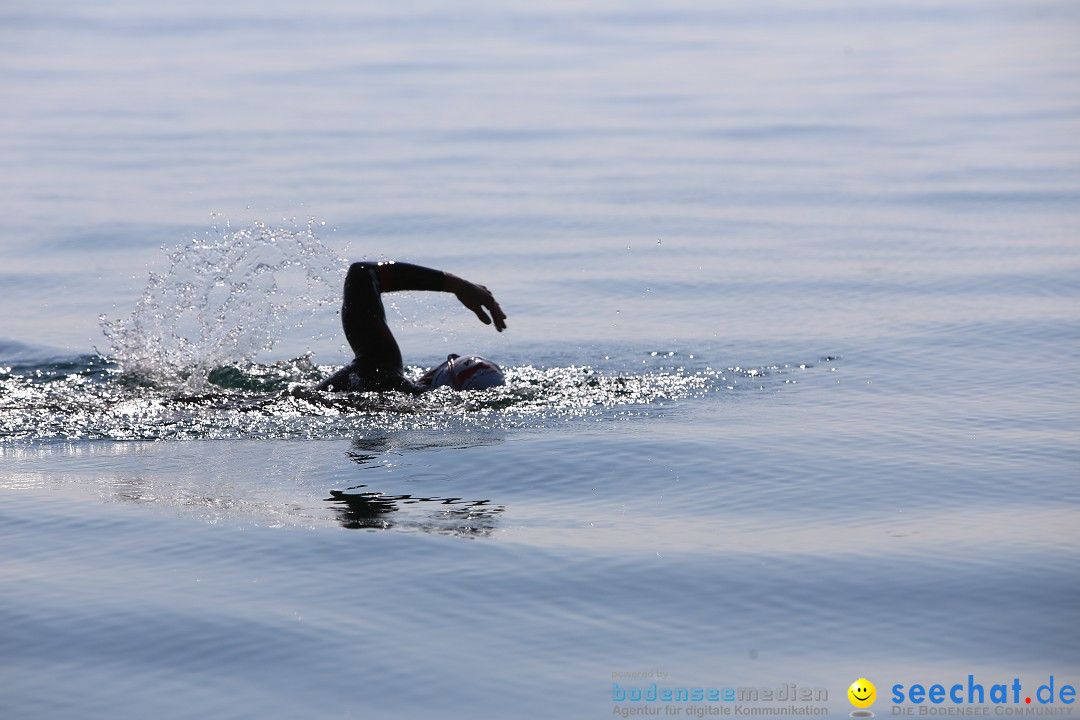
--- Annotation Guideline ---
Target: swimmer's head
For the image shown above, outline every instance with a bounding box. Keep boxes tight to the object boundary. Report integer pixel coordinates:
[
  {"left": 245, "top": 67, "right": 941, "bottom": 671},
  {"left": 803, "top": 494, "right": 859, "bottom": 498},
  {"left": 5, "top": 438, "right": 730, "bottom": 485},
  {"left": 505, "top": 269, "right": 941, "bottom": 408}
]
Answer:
[{"left": 422, "top": 354, "right": 505, "bottom": 391}]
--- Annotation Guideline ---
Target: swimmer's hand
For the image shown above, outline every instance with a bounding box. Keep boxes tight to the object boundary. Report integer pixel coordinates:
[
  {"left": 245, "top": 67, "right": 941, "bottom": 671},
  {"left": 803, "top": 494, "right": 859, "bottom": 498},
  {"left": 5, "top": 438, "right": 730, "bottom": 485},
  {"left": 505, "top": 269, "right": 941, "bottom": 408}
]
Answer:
[{"left": 445, "top": 273, "right": 508, "bottom": 332}]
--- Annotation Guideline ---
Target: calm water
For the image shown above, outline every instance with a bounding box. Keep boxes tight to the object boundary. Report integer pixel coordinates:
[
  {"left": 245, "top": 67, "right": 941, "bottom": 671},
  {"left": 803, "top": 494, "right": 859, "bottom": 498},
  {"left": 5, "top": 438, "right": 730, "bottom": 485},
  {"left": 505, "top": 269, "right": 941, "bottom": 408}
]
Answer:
[{"left": 2, "top": 1, "right": 1079, "bottom": 718}]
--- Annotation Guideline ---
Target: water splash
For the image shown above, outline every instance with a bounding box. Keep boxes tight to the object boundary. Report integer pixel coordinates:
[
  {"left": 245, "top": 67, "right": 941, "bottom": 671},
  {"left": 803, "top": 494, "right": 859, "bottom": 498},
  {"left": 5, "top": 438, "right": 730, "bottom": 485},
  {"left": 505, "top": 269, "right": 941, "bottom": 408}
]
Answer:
[{"left": 100, "top": 220, "right": 346, "bottom": 389}]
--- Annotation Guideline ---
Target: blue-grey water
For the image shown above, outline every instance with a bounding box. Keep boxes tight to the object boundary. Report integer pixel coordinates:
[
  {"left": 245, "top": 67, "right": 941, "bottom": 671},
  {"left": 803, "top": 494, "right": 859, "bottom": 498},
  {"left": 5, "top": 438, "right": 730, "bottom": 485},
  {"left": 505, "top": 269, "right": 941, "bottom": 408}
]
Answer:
[{"left": 2, "top": 1, "right": 1078, "bottom": 718}]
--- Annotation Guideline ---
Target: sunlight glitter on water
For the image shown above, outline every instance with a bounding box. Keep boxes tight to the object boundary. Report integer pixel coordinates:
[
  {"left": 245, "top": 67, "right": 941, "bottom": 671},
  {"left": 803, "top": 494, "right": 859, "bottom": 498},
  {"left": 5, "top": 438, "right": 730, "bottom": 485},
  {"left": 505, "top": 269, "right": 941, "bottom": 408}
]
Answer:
[{"left": 2, "top": 353, "right": 826, "bottom": 441}]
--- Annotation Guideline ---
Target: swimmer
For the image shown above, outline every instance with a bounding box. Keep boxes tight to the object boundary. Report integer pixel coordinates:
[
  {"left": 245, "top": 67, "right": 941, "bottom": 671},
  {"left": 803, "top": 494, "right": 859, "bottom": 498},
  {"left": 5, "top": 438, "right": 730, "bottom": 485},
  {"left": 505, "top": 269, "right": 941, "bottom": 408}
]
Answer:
[{"left": 316, "top": 261, "right": 507, "bottom": 392}]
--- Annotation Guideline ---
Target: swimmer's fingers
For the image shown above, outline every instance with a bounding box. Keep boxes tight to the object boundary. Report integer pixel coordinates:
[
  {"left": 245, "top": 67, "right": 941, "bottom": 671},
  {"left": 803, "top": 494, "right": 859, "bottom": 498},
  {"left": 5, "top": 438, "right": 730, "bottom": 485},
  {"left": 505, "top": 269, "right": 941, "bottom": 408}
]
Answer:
[
  {"left": 467, "top": 284, "right": 506, "bottom": 331},
  {"left": 451, "top": 278, "right": 508, "bottom": 332},
  {"left": 468, "top": 293, "right": 507, "bottom": 332},
  {"left": 471, "top": 306, "right": 492, "bottom": 326},
  {"left": 485, "top": 295, "right": 508, "bottom": 332}
]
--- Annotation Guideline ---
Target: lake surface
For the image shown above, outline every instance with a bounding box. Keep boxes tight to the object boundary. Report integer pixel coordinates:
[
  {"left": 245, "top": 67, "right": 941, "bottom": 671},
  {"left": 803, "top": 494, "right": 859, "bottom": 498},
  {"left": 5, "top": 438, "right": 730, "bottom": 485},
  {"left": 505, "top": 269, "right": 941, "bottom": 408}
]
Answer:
[{"left": 2, "top": 1, "right": 1078, "bottom": 718}]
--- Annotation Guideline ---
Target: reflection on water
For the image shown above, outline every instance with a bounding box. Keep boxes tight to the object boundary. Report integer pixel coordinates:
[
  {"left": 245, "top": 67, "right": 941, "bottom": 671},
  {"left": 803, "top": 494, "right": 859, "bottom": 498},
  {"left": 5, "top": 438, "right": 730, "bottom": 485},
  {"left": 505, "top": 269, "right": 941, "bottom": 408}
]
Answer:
[
  {"left": 327, "top": 489, "right": 504, "bottom": 536},
  {"left": 327, "top": 433, "right": 506, "bottom": 536},
  {"left": 73, "top": 430, "right": 512, "bottom": 534}
]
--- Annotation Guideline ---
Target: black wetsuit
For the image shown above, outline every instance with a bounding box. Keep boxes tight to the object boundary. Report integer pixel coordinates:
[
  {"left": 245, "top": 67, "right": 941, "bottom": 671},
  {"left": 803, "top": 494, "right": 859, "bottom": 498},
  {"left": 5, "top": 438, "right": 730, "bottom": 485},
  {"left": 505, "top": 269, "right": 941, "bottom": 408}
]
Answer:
[{"left": 317, "top": 261, "right": 445, "bottom": 393}]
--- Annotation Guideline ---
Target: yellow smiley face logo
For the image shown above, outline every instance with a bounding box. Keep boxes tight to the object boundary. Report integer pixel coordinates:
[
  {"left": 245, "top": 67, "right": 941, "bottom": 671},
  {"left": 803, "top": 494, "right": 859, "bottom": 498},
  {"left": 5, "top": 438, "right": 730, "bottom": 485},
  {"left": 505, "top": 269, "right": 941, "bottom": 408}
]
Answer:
[{"left": 848, "top": 678, "right": 876, "bottom": 708}]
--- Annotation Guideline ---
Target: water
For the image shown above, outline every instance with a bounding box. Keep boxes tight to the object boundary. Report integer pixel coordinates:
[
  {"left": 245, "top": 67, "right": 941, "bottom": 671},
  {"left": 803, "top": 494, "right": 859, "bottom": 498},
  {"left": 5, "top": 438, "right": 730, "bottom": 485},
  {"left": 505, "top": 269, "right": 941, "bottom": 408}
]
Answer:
[{"left": 2, "top": 1, "right": 1079, "bottom": 718}]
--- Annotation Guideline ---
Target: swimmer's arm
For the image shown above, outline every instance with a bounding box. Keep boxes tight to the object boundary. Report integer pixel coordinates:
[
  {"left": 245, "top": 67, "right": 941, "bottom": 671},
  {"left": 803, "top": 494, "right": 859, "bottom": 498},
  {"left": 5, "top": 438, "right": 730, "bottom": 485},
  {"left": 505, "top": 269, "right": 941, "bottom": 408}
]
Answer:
[{"left": 359, "top": 261, "right": 508, "bottom": 332}]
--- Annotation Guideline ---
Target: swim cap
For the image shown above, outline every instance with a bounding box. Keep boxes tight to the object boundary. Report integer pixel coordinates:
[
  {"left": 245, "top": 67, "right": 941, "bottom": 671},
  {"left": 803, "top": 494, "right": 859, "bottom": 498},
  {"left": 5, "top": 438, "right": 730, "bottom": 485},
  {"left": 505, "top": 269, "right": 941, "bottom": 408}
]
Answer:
[{"left": 424, "top": 354, "right": 505, "bottom": 391}]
